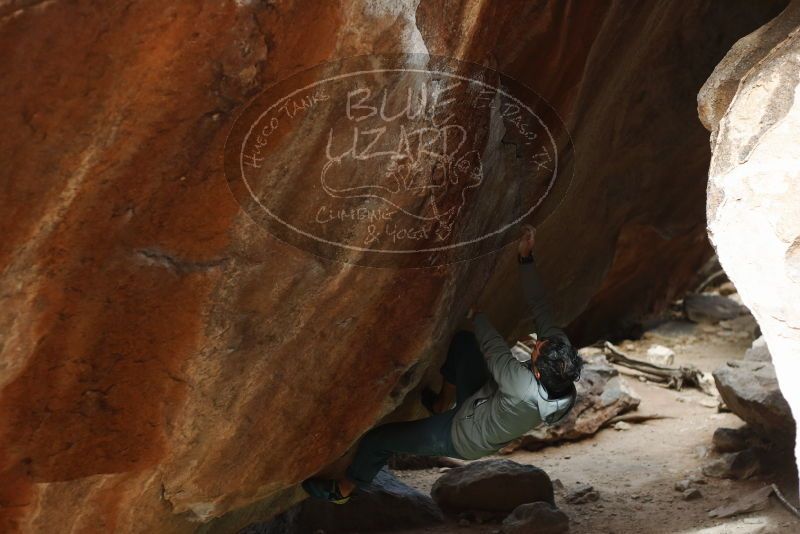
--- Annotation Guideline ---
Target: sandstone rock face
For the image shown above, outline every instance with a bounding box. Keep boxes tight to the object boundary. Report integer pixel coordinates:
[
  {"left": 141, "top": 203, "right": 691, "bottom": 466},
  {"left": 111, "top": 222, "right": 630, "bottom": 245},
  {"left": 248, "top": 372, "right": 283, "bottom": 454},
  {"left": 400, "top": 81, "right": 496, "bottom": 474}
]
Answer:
[
  {"left": 699, "top": 0, "right": 800, "bottom": 480},
  {"left": 0, "top": 0, "right": 786, "bottom": 532}
]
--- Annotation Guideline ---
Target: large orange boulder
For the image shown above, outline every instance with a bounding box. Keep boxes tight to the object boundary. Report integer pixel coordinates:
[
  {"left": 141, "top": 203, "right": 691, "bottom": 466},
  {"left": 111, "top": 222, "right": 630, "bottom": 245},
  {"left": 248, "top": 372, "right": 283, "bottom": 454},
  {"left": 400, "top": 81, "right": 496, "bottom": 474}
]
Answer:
[{"left": 0, "top": 1, "right": 785, "bottom": 531}]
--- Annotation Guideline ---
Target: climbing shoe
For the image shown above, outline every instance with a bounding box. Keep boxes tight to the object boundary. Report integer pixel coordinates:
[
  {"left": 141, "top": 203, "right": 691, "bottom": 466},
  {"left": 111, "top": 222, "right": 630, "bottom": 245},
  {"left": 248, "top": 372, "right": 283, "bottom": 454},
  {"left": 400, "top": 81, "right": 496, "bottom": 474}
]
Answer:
[{"left": 301, "top": 478, "right": 351, "bottom": 504}]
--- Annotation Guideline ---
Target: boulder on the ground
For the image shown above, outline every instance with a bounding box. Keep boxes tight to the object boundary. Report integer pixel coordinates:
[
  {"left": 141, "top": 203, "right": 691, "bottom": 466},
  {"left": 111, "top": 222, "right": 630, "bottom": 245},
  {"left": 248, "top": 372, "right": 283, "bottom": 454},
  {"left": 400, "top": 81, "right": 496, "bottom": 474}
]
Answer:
[
  {"left": 713, "top": 357, "right": 794, "bottom": 440},
  {"left": 246, "top": 468, "right": 442, "bottom": 534},
  {"left": 684, "top": 293, "right": 748, "bottom": 323},
  {"left": 509, "top": 353, "right": 639, "bottom": 451},
  {"left": 431, "top": 460, "right": 554, "bottom": 515},
  {"left": 712, "top": 426, "right": 754, "bottom": 453},
  {"left": 702, "top": 448, "right": 765, "bottom": 480},
  {"left": 502, "top": 502, "right": 570, "bottom": 534}
]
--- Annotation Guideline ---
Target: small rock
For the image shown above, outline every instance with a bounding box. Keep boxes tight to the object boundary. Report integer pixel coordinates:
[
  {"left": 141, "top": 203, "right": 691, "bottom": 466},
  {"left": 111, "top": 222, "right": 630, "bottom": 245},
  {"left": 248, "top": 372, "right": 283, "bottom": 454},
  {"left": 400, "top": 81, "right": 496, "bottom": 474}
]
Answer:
[
  {"left": 458, "top": 518, "right": 470, "bottom": 527},
  {"left": 718, "top": 315, "right": 758, "bottom": 337},
  {"left": 578, "top": 346, "right": 604, "bottom": 358},
  {"left": 566, "top": 484, "right": 599, "bottom": 504},
  {"left": 552, "top": 478, "right": 565, "bottom": 491},
  {"left": 712, "top": 427, "right": 752, "bottom": 453},
  {"left": 717, "top": 282, "right": 736, "bottom": 296},
  {"left": 699, "top": 398, "right": 719, "bottom": 409},
  {"left": 647, "top": 344, "right": 675, "bottom": 366},
  {"left": 744, "top": 337, "right": 771, "bottom": 362},
  {"left": 689, "top": 473, "right": 707, "bottom": 485},
  {"left": 684, "top": 293, "right": 747, "bottom": 323},
  {"left": 501, "top": 502, "right": 569, "bottom": 534},
  {"left": 613, "top": 421, "right": 631, "bottom": 431},
  {"left": 702, "top": 449, "right": 764, "bottom": 479},
  {"left": 674, "top": 480, "right": 692, "bottom": 492},
  {"left": 727, "top": 292, "right": 744, "bottom": 305},
  {"left": 682, "top": 488, "right": 702, "bottom": 501}
]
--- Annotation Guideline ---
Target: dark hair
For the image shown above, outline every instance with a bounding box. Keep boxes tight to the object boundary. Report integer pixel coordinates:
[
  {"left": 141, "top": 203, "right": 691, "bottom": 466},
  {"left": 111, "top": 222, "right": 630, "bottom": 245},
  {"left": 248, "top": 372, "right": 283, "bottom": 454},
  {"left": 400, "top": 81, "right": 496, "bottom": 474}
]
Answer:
[{"left": 535, "top": 336, "right": 583, "bottom": 398}]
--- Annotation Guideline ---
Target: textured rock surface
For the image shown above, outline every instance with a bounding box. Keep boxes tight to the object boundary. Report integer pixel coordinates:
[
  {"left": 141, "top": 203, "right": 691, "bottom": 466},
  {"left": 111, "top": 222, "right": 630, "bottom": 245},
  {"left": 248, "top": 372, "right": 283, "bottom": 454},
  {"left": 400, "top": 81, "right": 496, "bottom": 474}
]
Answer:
[
  {"left": 713, "top": 360, "right": 794, "bottom": 440},
  {"left": 699, "top": 0, "right": 800, "bottom": 480},
  {"left": 509, "top": 353, "right": 640, "bottom": 451},
  {"left": 712, "top": 427, "right": 754, "bottom": 453},
  {"left": 502, "top": 502, "right": 570, "bottom": 534},
  {"left": 243, "top": 468, "right": 442, "bottom": 534},
  {"left": 702, "top": 448, "right": 766, "bottom": 480},
  {"left": 683, "top": 293, "right": 748, "bottom": 324},
  {"left": 745, "top": 337, "right": 772, "bottom": 362},
  {"left": 431, "top": 459, "right": 554, "bottom": 515},
  {"left": 0, "top": 0, "right": 787, "bottom": 532}
]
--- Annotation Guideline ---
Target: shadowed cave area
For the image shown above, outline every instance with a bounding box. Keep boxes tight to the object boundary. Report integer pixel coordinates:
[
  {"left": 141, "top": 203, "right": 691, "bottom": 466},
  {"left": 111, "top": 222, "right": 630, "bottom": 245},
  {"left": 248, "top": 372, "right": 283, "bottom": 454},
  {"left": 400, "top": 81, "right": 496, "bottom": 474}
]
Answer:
[{"left": 2, "top": 1, "right": 800, "bottom": 533}]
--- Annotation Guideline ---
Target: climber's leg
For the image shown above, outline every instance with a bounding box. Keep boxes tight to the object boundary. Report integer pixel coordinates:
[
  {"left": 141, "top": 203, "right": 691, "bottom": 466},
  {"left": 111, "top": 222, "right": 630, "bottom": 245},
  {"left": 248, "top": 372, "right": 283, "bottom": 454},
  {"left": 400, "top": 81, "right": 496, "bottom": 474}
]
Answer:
[
  {"left": 343, "top": 409, "right": 461, "bottom": 490},
  {"left": 435, "top": 330, "right": 490, "bottom": 410},
  {"left": 305, "top": 331, "right": 489, "bottom": 500}
]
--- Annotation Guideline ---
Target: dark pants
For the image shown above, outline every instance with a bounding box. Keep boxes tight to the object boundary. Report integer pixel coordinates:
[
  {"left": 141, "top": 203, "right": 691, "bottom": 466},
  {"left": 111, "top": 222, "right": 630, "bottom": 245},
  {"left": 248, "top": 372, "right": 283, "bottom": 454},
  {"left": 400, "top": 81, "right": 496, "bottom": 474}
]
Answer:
[{"left": 345, "top": 331, "right": 489, "bottom": 487}]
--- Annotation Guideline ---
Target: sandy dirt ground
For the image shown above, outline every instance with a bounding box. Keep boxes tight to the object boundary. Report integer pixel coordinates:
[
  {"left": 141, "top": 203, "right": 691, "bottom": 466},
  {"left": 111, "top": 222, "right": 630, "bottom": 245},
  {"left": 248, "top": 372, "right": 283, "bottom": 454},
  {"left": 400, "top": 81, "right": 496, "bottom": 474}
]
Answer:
[{"left": 389, "top": 319, "right": 799, "bottom": 534}]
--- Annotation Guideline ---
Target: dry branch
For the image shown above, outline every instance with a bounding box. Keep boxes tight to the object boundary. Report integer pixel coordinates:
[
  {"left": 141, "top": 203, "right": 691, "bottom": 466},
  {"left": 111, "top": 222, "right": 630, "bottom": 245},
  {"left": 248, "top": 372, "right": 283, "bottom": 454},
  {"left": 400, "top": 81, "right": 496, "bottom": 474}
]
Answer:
[
  {"left": 603, "top": 341, "right": 713, "bottom": 394},
  {"left": 771, "top": 483, "right": 800, "bottom": 519}
]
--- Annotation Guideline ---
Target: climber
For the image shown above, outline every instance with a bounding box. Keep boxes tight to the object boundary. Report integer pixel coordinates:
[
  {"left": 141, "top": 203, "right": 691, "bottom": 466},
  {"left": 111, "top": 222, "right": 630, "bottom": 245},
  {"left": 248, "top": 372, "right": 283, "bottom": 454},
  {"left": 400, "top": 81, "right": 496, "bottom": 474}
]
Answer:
[{"left": 302, "top": 225, "right": 584, "bottom": 504}]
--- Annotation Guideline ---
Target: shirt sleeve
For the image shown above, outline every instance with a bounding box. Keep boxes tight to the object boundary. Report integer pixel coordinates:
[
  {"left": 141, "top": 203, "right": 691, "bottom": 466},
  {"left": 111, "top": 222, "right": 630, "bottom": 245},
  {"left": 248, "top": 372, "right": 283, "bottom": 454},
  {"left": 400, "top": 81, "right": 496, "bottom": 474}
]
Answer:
[
  {"left": 519, "top": 260, "right": 569, "bottom": 344},
  {"left": 472, "top": 312, "right": 534, "bottom": 399}
]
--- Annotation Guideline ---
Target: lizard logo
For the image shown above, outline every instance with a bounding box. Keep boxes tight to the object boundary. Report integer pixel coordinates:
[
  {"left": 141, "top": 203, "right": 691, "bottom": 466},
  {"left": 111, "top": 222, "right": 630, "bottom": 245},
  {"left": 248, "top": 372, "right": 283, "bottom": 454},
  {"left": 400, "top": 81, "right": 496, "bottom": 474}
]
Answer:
[{"left": 224, "top": 54, "right": 573, "bottom": 267}]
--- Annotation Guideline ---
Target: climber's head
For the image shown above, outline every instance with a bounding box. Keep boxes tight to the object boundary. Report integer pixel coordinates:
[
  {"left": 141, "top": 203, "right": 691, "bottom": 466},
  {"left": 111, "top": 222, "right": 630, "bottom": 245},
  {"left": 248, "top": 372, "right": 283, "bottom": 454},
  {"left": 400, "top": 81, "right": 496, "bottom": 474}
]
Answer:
[{"left": 531, "top": 337, "right": 583, "bottom": 398}]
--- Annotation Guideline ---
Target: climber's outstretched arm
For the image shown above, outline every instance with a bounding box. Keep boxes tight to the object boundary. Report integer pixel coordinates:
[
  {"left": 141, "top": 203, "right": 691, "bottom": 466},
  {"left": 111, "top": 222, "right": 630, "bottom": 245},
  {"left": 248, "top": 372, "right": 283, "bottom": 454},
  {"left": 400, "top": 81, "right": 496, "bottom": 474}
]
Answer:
[
  {"left": 470, "top": 309, "right": 534, "bottom": 399},
  {"left": 517, "top": 226, "right": 567, "bottom": 341}
]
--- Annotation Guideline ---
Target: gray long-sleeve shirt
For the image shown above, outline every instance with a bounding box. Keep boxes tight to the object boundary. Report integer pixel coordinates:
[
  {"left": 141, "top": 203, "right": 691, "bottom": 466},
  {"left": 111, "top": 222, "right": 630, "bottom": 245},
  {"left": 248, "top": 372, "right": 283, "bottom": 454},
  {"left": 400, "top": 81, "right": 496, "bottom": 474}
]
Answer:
[{"left": 450, "top": 260, "right": 576, "bottom": 460}]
